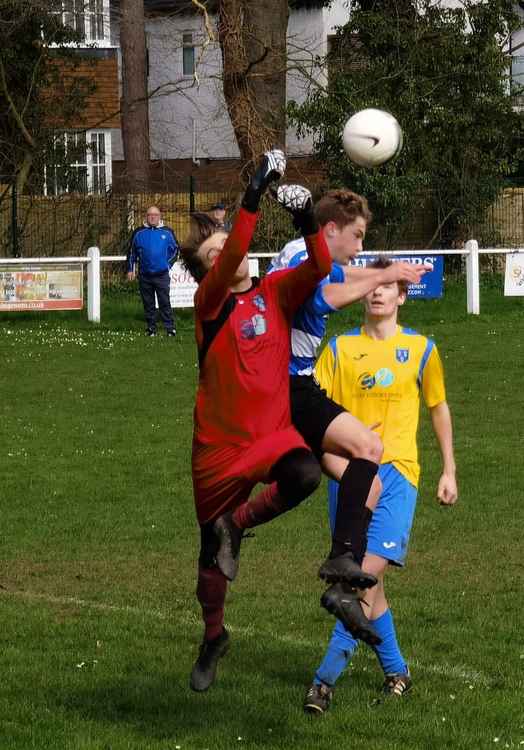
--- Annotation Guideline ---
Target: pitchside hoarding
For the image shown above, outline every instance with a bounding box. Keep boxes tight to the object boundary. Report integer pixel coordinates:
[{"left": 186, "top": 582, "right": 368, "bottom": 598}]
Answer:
[
  {"left": 352, "top": 254, "right": 444, "bottom": 298},
  {"left": 168, "top": 259, "right": 260, "bottom": 308},
  {"left": 504, "top": 253, "right": 524, "bottom": 296},
  {"left": 169, "top": 261, "right": 199, "bottom": 308},
  {"left": 164, "top": 255, "right": 444, "bottom": 309},
  {"left": 0, "top": 264, "right": 83, "bottom": 311}
]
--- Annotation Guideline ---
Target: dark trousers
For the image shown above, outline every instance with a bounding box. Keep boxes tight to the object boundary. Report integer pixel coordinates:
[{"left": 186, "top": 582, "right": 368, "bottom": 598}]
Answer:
[{"left": 138, "top": 271, "right": 175, "bottom": 331}]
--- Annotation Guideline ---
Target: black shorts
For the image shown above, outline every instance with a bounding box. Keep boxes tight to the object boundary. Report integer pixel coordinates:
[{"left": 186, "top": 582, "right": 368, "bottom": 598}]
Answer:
[{"left": 290, "top": 374, "right": 345, "bottom": 458}]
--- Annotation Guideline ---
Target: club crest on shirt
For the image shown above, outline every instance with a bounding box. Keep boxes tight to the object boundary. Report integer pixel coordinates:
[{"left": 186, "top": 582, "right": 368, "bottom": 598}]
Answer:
[
  {"left": 240, "top": 314, "right": 267, "bottom": 339},
  {"left": 252, "top": 294, "right": 266, "bottom": 312},
  {"left": 396, "top": 347, "right": 410, "bottom": 363}
]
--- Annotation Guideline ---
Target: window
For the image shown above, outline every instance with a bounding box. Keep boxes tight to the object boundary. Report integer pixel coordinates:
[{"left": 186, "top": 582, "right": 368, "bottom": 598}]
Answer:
[
  {"left": 90, "top": 132, "right": 108, "bottom": 193},
  {"left": 511, "top": 55, "right": 524, "bottom": 104},
  {"left": 183, "top": 33, "right": 195, "bottom": 76},
  {"left": 58, "top": 0, "right": 110, "bottom": 45},
  {"left": 45, "top": 130, "right": 111, "bottom": 195},
  {"left": 46, "top": 132, "right": 88, "bottom": 195}
]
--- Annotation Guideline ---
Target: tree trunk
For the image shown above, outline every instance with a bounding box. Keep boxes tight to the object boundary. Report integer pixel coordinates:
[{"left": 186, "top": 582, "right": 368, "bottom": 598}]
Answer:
[
  {"left": 120, "top": 0, "right": 150, "bottom": 191},
  {"left": 218, "top": 0, "right": 289, "bottom": 179},
  {"left": 16, "top": 148, "right": 33, "bottom": 196}
]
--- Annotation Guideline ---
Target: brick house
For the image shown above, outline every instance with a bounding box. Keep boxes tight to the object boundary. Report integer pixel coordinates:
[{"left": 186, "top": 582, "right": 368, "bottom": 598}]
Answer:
[
  {"left": 44, "top": 0, "right": 120, "bottom": 194},
  {"left": 50, "top": 0, "right": 524, "bottom": 194},
  {"left": 109, "top": 0, "right": 349, "bottom": 191}
]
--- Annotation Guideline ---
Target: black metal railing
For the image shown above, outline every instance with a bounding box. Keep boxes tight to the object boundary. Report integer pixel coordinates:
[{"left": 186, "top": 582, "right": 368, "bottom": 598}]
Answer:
[{"left": 1, "top": 179, "right": 523, "bottom": 260}]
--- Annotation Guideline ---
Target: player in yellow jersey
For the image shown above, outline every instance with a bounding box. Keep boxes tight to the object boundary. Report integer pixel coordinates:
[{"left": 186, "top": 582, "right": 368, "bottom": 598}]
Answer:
[{"left": 304, "top": 257, "right": 458, "bottom": 715}]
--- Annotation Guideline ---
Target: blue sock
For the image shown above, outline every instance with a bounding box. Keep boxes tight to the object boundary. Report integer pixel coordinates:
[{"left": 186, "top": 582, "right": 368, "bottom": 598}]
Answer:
[
  {"left": 371, "top": 609, "right": 408, "bottom": 676},
  {"left": 314, "top": 619, "right": 359, "bottom": 687}
]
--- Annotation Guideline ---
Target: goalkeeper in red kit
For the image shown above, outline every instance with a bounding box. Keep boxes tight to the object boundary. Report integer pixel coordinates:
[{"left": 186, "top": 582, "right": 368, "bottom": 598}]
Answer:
[{"left": 180, "top": 151, "right": 376, "bottom": 693}]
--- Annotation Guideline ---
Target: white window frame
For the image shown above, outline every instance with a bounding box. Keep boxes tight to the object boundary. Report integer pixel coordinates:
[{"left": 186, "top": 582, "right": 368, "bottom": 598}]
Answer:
[
  {"left": 44, "top": 129, "right": 112, "bottom": 196},
  {"left": 182, "top": 32, "right": 196, "bottom": 77},
  {"left": 88, "top": 130, "right": 112, "bottom": 193},
  {"left": 511, "top": 54, "right": 524, "bottom": 98},
  {"left": 53, "top": 0, "right": 112, "bottom": 47}
]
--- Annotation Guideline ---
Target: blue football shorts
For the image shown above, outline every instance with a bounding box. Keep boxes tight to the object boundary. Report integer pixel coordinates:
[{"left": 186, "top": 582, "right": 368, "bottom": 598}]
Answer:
[{"left": 328, "top": 463, "right": 418, "bottom": 566}]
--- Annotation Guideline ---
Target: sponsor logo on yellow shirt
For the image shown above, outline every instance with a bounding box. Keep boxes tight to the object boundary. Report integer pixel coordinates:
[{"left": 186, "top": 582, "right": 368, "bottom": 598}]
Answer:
[{"left": 358, "top": 367, "right": 395, "bottom": 390}]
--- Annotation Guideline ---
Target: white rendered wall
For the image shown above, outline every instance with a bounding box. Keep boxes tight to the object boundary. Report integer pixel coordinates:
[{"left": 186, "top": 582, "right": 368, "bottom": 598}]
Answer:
[
  {"left": 132, "top": 1, "right": 350, "bottom": 160},
  {"left": 285, "top": 3, "right": 350, "bottom": 154},
  {"left": 146, "top": 13, "right": 238, "bottom": 160},
  {"left": 111, "top": 0, "right": 522, "bottom": 163},
  {"left": 512, "top": 22, "right": 524, "bottom": 55},
  {"left": 283, "top": 6, "right": 325, "bottom": 155}
]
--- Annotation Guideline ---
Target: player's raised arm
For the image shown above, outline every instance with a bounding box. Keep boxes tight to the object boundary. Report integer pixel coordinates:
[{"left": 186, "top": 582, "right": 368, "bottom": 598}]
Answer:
[
  {"left": 270, "top": 185, "right": 332, "bottom": 315},
  {"left": 194, "top": 149, "right": 286, "bottom": 319},
  {"left": 321, "top": 261, "right": 429, "bottom": 310}
]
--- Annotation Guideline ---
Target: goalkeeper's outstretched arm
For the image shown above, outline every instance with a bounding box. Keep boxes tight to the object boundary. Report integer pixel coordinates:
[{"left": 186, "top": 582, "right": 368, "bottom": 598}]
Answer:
[{"left": 271, "top": 184, "right": 332, "bottom": 315}]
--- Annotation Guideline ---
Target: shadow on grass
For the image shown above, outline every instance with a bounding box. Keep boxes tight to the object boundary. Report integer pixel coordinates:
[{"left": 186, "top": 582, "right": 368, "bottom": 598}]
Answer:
[
  {"left": 51, "top": 639, "right": 334, "bottom": 745},
  {"left": 50, "top": 648, "right": 399, "bottom": 749}
]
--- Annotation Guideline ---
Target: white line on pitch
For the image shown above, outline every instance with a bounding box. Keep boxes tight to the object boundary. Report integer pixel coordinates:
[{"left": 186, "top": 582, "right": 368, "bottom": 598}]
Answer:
[{"left": 1, "top": 589, "right": 488, "bottom": 685}]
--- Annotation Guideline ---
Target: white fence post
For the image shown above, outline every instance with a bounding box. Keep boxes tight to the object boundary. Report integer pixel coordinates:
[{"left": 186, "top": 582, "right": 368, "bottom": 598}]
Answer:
[
  {"left": 465, "top": 239, "right": 480, "bottom": 315},
  {"left": 87, "top": 246, "right": 101, "bottom": 323}
]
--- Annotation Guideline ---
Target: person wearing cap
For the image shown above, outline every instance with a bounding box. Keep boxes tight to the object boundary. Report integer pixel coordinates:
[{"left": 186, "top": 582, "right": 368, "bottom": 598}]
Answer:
[{"left": 208, "top": 202, "right": 232, "bottom": 231}]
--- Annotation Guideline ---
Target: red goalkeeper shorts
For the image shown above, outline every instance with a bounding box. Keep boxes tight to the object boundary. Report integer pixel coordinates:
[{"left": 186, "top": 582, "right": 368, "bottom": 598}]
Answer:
[{"left": 192, "top": 426, "right": 309, "bottom": 525}]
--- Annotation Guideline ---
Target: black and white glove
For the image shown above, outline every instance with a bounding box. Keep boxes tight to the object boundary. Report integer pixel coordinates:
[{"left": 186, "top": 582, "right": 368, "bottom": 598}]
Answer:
[
  {"left": 273, "top": 184, "right": 318, "bottom": 236},
  {"left": 241, "top": 149, "right": 286, "bottom": 213}
]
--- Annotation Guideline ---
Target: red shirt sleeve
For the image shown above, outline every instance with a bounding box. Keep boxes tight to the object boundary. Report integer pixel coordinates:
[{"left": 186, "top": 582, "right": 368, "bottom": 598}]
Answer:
[
  {"left": 195, "top": 208, "right": 258, "bottom": 320},
  {"left": 271, "top": 230, "right": 332, "bottom": 318}
]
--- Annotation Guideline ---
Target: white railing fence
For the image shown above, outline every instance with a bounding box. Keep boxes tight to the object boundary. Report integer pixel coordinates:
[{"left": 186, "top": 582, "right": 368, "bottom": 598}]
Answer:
[{"left": 0, "top": 241, "right": 521, "bottom": 322}]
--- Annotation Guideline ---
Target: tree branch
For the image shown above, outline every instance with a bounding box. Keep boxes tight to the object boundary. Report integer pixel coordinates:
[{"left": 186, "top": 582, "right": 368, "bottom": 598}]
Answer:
[
  {"left": 191, "top": 0, "right": 216, "bottom": 87},
  {"left": 0, "top": 56, "right": 35, "bottom": 149},
  {"left": 425, "top": 207, "right": 458, "bottom": 249},
  {"left": 21, "top": 48, "right": 45, "bottom": 120},
  {"left": 245, "top": 45, "right": 269, "bottom": 75}
]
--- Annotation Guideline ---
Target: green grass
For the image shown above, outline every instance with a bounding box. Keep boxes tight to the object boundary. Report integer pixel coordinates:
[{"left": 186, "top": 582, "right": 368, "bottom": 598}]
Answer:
[{"left": 1, "top": 278, "right": 523, "bottom": 750}]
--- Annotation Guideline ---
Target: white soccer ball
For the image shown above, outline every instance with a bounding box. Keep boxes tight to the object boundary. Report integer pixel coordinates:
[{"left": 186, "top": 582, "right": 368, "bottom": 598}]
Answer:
[{"left": 342, "top": 109, "right": 403, "bottom": 168}]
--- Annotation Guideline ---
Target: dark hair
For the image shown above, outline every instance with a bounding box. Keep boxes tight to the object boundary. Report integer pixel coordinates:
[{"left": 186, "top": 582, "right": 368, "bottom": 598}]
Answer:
[
  {"left": 180, "top": 212, "right": 224, "bottom": 283},
  {"left": 370, "top": 255, "right": 408, "bottom": 295},
  {"left": 314, "top": 189, "right": 372, "bottom": 229}
]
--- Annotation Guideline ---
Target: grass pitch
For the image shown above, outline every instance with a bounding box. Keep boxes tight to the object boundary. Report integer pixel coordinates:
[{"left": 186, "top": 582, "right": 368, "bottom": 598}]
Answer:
[{"left": 1, "top": 280, "right": 523, "bottom": 750}]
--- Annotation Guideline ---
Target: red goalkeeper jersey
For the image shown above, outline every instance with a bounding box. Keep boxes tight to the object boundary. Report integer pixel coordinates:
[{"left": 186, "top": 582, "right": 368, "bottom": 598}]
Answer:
[{"left": 192, "top": 208, "right": 332, "bottom": 449}]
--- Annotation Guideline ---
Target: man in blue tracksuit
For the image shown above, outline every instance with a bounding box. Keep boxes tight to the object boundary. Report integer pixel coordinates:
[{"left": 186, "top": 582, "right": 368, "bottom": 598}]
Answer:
[{"left": 127, "top": 205, "right": 179, "bottom": 336}]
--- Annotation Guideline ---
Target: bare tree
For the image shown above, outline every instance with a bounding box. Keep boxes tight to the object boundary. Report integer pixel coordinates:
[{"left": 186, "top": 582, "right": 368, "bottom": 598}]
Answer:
[
  {"left": 217, "top": 0, "right": 289, "bottom": 175},
  {"left": 120, "top": 0, "right": 150, "bottom": 190}
]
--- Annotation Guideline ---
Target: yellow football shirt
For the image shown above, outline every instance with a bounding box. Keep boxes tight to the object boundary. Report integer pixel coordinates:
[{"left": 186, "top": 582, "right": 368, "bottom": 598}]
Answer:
[{"left": 315, "top": 325, "right": 446, "bottom": 487}]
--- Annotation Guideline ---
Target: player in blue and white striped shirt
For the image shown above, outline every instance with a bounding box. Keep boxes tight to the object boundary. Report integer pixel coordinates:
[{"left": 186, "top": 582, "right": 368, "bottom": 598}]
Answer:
[
  {"left": 270, "top": 236, "right": 346, "bottom": 376},
  {"left": 270, "top": 188, "right": 427, "bottom": 642}
]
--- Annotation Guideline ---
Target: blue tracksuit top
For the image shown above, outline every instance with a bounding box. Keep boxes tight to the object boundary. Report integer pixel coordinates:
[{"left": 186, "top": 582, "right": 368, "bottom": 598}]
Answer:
[{"left": 127, "top": 223, "right": 179, "bottom": 275}]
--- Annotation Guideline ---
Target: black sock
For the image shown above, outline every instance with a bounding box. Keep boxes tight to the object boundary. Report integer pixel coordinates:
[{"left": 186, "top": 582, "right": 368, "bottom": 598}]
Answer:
[{"left": 331, "top": 458, "right": 378, "bottom": 562}]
